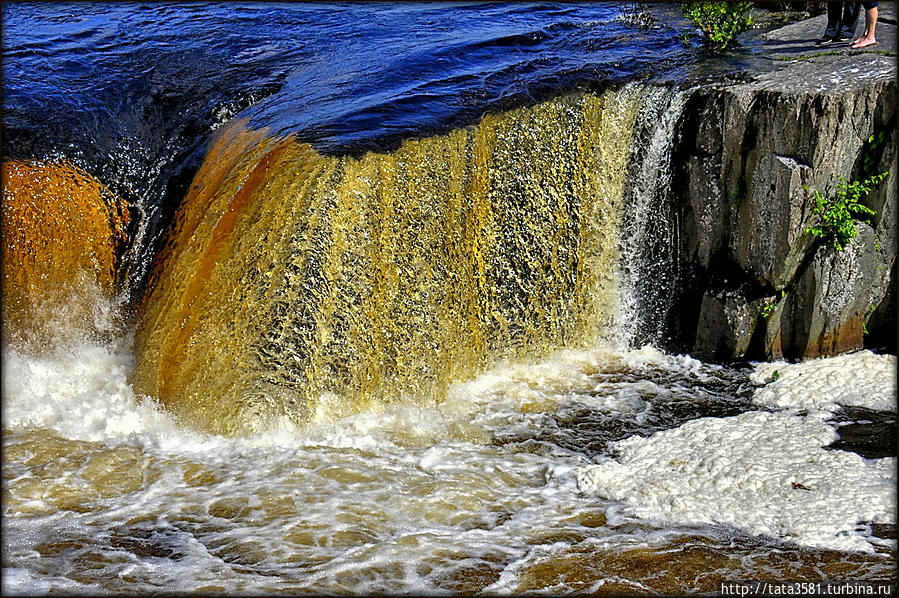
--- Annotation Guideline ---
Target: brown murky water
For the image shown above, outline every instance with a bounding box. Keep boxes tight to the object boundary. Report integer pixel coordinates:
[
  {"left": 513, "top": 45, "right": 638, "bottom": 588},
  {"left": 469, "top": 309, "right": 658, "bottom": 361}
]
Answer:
[{"left": 3, "top": 342, "right": 895, "bottom": 594}]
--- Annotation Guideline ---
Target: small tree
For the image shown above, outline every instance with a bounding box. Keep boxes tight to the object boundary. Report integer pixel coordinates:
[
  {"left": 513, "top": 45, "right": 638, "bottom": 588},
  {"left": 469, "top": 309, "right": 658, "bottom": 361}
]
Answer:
[{"left": 681, "top": 2, "right": 754, "bottom": 49}]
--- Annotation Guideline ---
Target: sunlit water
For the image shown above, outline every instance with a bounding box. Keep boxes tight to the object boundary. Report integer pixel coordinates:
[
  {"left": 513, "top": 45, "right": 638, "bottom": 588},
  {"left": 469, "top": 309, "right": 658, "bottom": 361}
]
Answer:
[
  {"left": 3, "top": 331, "right": 896, "bottom": 594},
  {"left": 1, "top": 1, "right": 699, "bottom": 286},
  {"left": 2, "top": 2, "right": 896, "bottom": 594}
]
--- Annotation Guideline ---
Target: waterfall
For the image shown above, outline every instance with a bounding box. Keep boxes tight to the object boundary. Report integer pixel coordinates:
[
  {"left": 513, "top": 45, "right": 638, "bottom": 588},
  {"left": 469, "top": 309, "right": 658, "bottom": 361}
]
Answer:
[
  {"left": 618, "top": 87, "right": 692, "bottom": 348},
  {"left": 130, "top": 84, "right": 687, "bottom": 435},
  {"left": 1, "top": 160, "right": 131, "bottom": 350}
]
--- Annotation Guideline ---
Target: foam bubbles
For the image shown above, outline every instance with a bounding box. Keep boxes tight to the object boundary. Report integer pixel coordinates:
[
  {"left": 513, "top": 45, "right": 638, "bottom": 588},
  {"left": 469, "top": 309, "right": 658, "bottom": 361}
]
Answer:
[
  {"left": 446, "top": 344, "right": 705, "bottom": 415},
  {"left": 1, "top": 338, "right": 185, "bottom": 448},
  {"left": 751, "top": 350, "right": 897, "bottom": 413},
  {"left": 576, "top": 410, "right": 896, "bottom": 552},
  {"left": 3, "top": 341, "right": 896, "bottom": 594}
]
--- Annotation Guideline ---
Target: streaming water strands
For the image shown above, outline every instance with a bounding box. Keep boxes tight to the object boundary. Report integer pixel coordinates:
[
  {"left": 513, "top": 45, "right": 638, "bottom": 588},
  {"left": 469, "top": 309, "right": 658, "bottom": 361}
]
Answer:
[
  {"left": 1, "top": 160, "right": 130, "bottom": 350},
  {"left": 619, "top": 87, "right": 692, "bottom": 347},
  {"left": 132, "top": 84, "right": 690, "bottom": 436}
]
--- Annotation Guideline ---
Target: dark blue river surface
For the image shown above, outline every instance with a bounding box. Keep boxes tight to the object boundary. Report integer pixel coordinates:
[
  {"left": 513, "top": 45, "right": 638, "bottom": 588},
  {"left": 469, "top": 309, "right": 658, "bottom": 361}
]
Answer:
[
  {"left": 2, "top": 3, "right": 697, "bottom": 166},
  {"left": 2, "top": 1, "right": 712, "bottom": 285}
]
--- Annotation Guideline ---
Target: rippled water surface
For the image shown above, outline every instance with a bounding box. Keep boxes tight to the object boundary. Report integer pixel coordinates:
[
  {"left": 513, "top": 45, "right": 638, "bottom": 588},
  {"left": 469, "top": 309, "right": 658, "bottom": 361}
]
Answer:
[
  {"left": 4, "top": 340, "right": 894, "bottom": 594},
  {"left": 2, "top": 1, "right": 698, "bottom": 288},
  {"left": 3, "top": 2, "right": 694, "bottom": 154},
  {"left": 2, "top": 2, "right": 896, "bottom": 594}
]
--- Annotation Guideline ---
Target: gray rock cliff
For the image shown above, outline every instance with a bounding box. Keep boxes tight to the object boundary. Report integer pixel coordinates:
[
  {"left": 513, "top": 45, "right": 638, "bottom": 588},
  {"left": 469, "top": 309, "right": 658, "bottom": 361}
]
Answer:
[{"left": 671, "top": 52, "right": 896, "bottom": 361}]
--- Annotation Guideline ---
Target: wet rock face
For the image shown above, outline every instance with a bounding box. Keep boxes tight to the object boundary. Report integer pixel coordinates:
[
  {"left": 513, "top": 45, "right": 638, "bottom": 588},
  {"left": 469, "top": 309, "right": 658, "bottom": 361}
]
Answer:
[
  {"left": 693, "top": 286, "right": 765, "bottom": 361},
  {"left": 792, "top": 224, "right": 888, "bottom": 358},
  {"left": 675, "top": 64, "right": 897, "bottom": 361}
]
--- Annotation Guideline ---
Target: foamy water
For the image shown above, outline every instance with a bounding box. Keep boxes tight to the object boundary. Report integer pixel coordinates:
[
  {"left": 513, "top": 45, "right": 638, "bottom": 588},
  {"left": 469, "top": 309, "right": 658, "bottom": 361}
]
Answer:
[
  {"left": 751, "top": 351, "right": 897, "bottom": 413},
  {"left": 576, "top": 411, "right": 894, "bottom": 553},
  {"left": 3, "top": 337, "right": 895, "bottom": 594},
  {"left": 577, "top": 350, "right": 897, "bottom": 554}
]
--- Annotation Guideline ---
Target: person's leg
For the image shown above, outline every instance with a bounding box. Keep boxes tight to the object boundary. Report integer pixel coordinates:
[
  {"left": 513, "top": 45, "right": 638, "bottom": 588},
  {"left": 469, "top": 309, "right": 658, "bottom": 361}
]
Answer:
[
  {"left": 851, "top": 3, "right": 878, "bottom": 48},
  {"left": 838, "top": 2, "right": 861, "bottom": 39},
  {"left": 822, "top": 2, "right": 843, "bottom": 40}
]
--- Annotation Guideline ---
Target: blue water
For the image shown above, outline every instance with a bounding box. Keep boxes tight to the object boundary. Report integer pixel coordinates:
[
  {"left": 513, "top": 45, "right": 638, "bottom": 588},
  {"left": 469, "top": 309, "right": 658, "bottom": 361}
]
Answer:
[
  {"left": 5, "top": 1, "right": 754, "bottom": 297},
  {"left": 237, "top": 2, "right": 695, "bottom": 152},
  {"left": 2, "top": 2, "right": 694, "bottom": 180}
]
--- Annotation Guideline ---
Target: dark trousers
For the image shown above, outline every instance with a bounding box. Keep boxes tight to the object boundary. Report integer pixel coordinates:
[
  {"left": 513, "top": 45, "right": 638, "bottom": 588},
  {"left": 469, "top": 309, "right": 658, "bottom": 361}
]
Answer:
[{"left": 824, "top": 2, "right": 860, "bottom": 39}]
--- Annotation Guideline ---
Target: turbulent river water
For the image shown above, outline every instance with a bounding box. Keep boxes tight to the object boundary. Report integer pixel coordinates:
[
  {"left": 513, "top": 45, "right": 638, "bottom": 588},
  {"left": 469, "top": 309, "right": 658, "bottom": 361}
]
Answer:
[{"left": 2, "top": 2, "right": 896, "bottom": 595}]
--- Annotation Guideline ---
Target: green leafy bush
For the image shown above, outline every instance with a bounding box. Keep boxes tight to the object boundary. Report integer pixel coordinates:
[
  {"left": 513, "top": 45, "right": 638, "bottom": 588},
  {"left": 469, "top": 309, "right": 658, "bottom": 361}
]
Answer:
[
  {"left": 681, "top": 2, "right": 754, "bottom": 49},
  {"left": 805, "top": 172, "right": 888, "bottom": 251}
]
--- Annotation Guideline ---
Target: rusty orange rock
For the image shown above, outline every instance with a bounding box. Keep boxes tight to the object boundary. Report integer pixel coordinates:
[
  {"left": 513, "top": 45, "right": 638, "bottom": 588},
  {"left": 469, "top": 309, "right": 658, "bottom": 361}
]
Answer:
[{"left": 1, "top": 160, "right": 130, "bottom": 349}]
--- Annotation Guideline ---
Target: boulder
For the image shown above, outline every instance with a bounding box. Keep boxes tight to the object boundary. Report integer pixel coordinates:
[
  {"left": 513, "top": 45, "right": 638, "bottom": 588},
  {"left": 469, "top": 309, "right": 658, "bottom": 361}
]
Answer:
[
  {"left": 693, "top": 287, "right": 767, "bottom": 360},
  {"left": 788, "top": 224, "right": 894, "bottom": 358}
]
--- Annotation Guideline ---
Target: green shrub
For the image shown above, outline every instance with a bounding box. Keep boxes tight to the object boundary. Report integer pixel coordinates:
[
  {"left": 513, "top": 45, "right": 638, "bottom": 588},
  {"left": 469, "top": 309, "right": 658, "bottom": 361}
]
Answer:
[
  {"left": 805, "top": 172, "right": 888, "bottom": 251},
  {"left": 681, "top": 2, "right": 754, "bottom": 49}
]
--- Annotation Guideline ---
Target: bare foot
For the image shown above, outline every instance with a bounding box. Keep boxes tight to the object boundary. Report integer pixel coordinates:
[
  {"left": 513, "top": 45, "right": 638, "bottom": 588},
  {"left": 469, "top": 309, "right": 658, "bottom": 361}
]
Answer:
[{"left": 850, "top": 37, "right": 877, "bottom": 49}]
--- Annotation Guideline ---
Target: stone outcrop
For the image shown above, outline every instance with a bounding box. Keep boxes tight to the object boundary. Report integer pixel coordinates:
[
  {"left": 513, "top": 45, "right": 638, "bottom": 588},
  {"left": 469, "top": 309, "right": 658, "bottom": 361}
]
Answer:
[{"left": 672, "top": 53, "right": 897, "bottom": 361}]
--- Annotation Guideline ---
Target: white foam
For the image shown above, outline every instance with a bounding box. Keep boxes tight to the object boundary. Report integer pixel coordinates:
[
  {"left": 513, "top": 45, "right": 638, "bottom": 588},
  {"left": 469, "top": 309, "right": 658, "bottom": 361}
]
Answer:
[
  {"left": 446, "top": 344, "right": 704, "bottom": 414},
  {"left": 576, "top": 410, "right": 896, "bottom": 552},
  {"left": 0, "top": 567, "right": 68, "bottom": 595},
  {"left": 4, "top": 336, "right": 896, "bottom": 594},
  {"left": 751, "top": 350, "right": 897, "bottom": 413},
  {"left": 1, "top": 338, "right": 186, "bottom": 447}
]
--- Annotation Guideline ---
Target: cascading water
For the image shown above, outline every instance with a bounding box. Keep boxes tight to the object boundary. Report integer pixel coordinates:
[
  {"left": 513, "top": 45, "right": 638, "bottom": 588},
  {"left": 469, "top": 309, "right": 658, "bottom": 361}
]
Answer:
[
  {"left": 3, "top": 3, "right": 895, "bottom": 595},
  {"left": 1, "top": 160, "right": 132, "bottom": 350},
  {"left": 618, "top": 87, "right": 692, "bottom": 348},
  {"left": 132, "top": 87, "right": 657, "bottom": 435}
]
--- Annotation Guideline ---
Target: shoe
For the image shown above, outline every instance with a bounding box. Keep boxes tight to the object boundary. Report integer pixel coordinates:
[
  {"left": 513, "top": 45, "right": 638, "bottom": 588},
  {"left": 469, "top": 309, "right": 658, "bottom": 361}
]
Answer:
[
  {"left": 815, "top": 35, "right": 833, "bottom": 45},
  {"left": 832, "top": 34, "right": 850, "bottom": 43}
]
